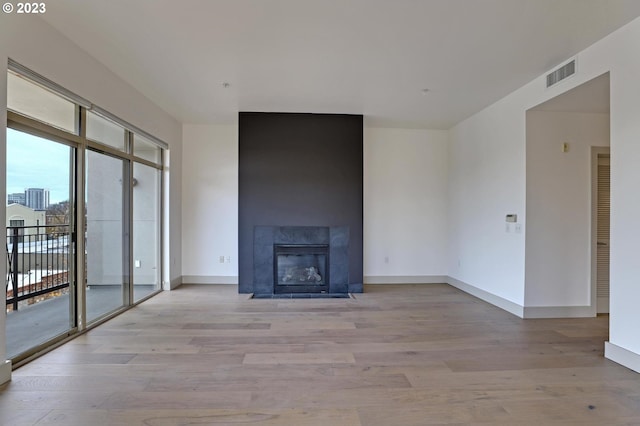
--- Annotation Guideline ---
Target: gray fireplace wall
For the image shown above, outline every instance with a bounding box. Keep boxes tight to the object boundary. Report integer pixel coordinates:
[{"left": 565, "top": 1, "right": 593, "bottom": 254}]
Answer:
[{"left": 238, "top": 112, "right": 363, "bottom": 293}]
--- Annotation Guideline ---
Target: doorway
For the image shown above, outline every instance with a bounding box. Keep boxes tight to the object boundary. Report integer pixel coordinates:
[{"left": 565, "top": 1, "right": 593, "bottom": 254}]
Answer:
[
  {"left": 524, "top": 72, "right": 610, "bottom": 316},
  {"left": 593, "top": 150, "right": 610, "bottom": 314}
]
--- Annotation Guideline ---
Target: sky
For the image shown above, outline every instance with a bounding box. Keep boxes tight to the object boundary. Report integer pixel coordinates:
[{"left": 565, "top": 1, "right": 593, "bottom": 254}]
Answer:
[{"left": 6, "top": 128, "right": 71, "bottom": 204}]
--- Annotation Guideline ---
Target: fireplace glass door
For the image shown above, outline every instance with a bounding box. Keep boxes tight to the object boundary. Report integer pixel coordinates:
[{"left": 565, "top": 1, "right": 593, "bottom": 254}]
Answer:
[{"left": 274, "top": 245, "right": 329, "bottom": 293}]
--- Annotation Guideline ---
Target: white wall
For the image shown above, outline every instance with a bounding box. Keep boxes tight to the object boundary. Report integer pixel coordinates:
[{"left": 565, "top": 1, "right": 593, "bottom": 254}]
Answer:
[
  {"left": 182, "top": 124, "right": 238, "bottom": 283},
  {"left": 0, "top": 15, "right": 183, "bottom": 383},
  {"left": 606, "top": 19, "right": 640, "bottom": 367},
  {"left": 525, "top": 111, "right": 609, "bottom": 309},
  {"left": 364, "top": 128, "right": 448, "bottom": 282},
  {"left": 163, "top": 146, "right": 183, "bottom": 289},
  {"left": 448, "top": 95, "right": 527, "bottom": 307},
  {"left": 448, "top": 16, "right": 640, "bottom": 370}
]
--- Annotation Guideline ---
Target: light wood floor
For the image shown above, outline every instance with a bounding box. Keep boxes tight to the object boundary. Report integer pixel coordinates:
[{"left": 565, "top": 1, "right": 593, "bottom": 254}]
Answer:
[{"left": 1, "top": 284, "right": 639, "bottom": 425}]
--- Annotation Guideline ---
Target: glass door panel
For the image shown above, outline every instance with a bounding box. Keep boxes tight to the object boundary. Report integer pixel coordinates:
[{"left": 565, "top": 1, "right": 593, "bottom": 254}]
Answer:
[
  {"left": 85, "top": 150, "right": 128, "bottom": 322},
  {"left": 5, "top": 128, "right": 75, "bottom": 358},
  {"left": 133, "top": 162, "right": 161, "bottom": 301}
]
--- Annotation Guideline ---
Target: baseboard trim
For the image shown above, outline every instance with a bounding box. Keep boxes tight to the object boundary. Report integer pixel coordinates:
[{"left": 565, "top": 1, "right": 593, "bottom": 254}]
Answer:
[
  {"left": 0, "top": 360, "right": 11, "bottom": 385},
  {"left": 605, "top": 342, "right": 640, "bottom": 374},
  {"left": 168, "top": 277, "right": 182, "bottom": 290},
  {"left": 182, "top": 275, "right": 238, "bottom": 285},
  {"left": 364, "top": 275, "right": 447, "bottom": 284},
  {"left": 523, "top": 305, "right": 594, "bottom": 318},
  {"left": 446, "top": 276, "right": 524, "bottom": 318}
]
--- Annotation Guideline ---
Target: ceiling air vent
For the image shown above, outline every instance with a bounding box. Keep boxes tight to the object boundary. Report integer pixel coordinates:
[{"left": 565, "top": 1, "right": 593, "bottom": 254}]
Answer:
[{"left": 546, "top": 60, "right": 576, "bottom": 88}]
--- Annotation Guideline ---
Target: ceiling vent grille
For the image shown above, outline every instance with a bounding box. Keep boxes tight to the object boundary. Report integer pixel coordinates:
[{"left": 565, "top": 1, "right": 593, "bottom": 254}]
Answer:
[{"left": 546, "top": 60, "right": 576, "bottom": 88}]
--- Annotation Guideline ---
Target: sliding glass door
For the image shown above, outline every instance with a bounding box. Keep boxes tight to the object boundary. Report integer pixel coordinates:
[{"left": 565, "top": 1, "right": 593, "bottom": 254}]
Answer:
[
  {"left": 85, "top": 150, "right": 129, "bottom": 322},
  {"left": 5, "top": 129, "right": 75, "bottom": 358},
  {"left": 133, "top": 162, "right": 161, "bottom": 302}
]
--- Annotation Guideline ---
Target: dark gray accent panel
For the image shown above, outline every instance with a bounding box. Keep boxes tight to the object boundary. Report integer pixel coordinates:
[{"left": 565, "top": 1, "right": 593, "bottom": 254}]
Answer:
[
  {"left": 330, "top": 226, "right": 349, "bottom": 294},
  {"left": 252, "top": 226, "right": 275, "bottom": 295},
  {"left": 239, "top": 112, "right": 363, "bottom": 293}
]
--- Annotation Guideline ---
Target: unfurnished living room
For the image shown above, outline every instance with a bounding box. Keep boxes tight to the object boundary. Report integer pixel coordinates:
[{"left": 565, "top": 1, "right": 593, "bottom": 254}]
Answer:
[{"left": 2, "top": 1, "right": 640, "bottom": 425}]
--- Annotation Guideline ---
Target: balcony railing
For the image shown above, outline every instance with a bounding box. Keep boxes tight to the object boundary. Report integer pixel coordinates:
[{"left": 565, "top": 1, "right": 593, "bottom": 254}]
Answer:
[{"left": 6, "top": 225, "right": 70, "bottom": 311}]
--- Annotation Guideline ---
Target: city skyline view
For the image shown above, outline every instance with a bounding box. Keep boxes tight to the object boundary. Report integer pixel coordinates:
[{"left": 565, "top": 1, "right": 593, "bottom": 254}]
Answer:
[{"left": 6, "top": 128, "right": 71, "bottom": 204}]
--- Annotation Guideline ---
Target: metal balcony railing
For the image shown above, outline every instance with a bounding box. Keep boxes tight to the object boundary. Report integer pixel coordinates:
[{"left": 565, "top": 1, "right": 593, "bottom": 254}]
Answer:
[{"left": 6, "top": 225, "right": 71, "bottom": 311}]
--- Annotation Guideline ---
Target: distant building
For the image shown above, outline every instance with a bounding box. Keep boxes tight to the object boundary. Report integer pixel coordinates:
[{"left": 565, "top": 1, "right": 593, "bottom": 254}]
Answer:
[
  {"left": 25, "top": 188, "right": 50, "bottom": 210},
  {"left": 6, "top": 203, "right": 47, "bottom": 241},
  {"left": 7, "top": 193, "right": 26, "bottom": 206}
]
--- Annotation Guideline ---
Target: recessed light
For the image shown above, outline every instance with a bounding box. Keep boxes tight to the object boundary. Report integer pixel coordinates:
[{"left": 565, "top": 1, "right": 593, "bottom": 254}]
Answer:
[
  {"left": 421, "top": 88, "right": 430, "bottom": 95},
  {"left": 222, "top": 82, "right": 230, "bottom": 88}
]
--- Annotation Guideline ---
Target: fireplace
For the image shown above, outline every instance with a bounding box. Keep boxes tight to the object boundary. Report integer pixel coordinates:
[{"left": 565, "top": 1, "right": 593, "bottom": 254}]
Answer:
[
  {"left": 251, "top": 226, "right": 351, "bottom": 296},
  {"left": 274, "top": 244, "right": 329, "bottom": 294},
  {"left": 238, "top": 113, "right": 363, "bottom": 295}
]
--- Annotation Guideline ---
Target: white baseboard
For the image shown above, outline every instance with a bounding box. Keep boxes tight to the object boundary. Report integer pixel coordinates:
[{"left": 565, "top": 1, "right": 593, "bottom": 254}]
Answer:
[
  {"left": 364, "top": 275, "right": 447, "bottom": 284},
  {"left": 446, "top": 277, "right": 595, "bottom": 319},
  {"left": 168, "top": 277, "right": 182, "bottom": 290},
  {"left": 175, "top": 275, "right": 593, "bottom": 320},
  {"left": 0, "top": 360, "right": 11, "bottom": 385},
  {"left": 182, "top": 275, "right": 238, "bottom": 285},
  {"left": 523, "top": 305, "right": 594, "bottom": 318},
  {"left": 605, "top": 342, "right": 640, "bottom": 374},
  {"left": 446, "top": 276, "right": 525, "bottom": 318}
]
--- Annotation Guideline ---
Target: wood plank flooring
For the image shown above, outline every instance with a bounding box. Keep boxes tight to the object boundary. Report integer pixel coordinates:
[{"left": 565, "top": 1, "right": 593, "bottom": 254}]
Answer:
[{"left": 2, "top": 284, "right": 640, "bottom": 425}]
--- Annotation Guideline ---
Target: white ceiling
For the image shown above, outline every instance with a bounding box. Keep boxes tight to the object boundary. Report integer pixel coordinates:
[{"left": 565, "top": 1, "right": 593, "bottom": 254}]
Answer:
[{"left": 41, "top": 0, "right": 640, "bottom": 129}]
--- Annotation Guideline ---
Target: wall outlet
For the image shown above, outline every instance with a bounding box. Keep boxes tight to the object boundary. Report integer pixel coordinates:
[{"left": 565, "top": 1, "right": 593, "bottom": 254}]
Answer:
[
  {"left": 134, "top": 260, "right": 141, "bottom": 268},
  {"left": 219, "top": 255, "right": 225, "bottom": 263},
  {"left": 384, "top": 256, "right": 389, "bottom": 264},
  {"left": 506, "top": 223, "right": 511, "bottom": 233},
  {"left": 515, "top": 223, "right": 522, "bottom": 234}
]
